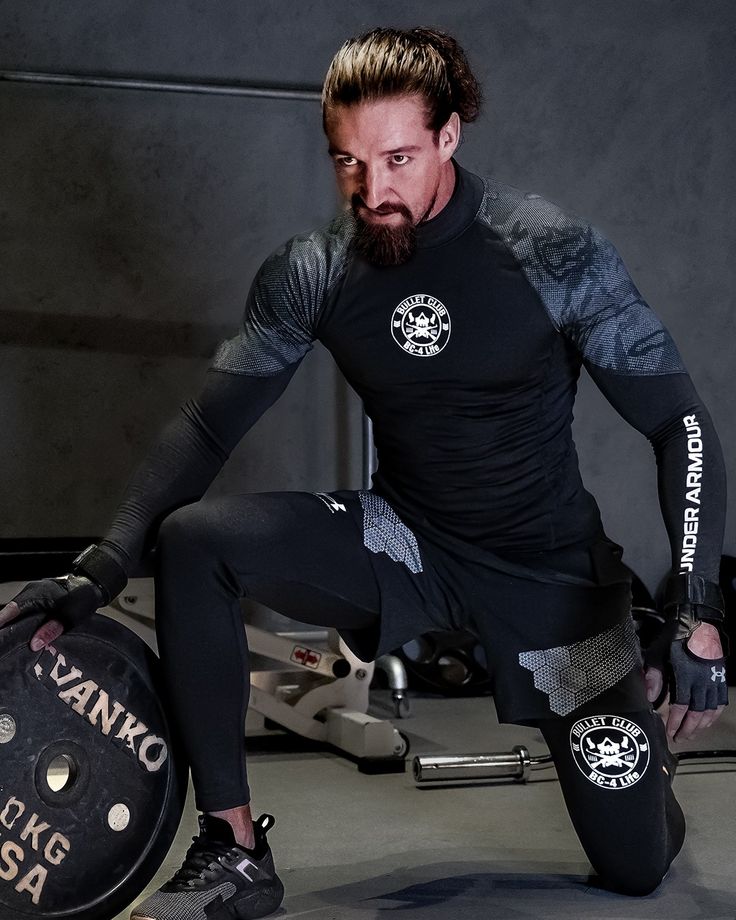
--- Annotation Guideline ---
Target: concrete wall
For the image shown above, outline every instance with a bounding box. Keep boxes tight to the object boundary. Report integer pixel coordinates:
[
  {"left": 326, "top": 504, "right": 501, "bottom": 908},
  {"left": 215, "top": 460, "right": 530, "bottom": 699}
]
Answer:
[{"left": 1, "top": 1, "right": 733, "bottom": 591}]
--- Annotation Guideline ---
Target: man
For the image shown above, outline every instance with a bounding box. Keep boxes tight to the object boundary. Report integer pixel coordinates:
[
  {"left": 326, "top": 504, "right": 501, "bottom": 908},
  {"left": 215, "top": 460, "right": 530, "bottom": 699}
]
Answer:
[{"left": 0, "top": 27, "right": 727, "bottom": 920}]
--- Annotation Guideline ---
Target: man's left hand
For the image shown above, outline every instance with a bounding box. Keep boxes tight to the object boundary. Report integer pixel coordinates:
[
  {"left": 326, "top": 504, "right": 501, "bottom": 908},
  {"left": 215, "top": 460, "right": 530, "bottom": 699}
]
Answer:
[{"left": 645, "top": 622, "right": 727, "bottom": 742}]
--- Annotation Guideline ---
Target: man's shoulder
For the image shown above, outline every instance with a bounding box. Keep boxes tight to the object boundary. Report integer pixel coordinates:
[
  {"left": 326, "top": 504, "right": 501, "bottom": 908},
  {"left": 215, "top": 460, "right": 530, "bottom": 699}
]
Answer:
[
  {"left": 472, "top": 172, "right": 620, "bottom": 292},
  {"left": 475, "top": 173, "right": 593, "bottom": 243},
  {"left": 260, "top": 211, "right": 355, "bottom": 282}
]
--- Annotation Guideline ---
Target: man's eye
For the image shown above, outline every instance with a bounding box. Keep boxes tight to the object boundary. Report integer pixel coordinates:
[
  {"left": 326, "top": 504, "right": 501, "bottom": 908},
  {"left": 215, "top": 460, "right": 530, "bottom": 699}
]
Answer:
[
  {"left": 337, "top": 157, "right": 357, "bottom": 167},
  {"left": 391, "top": 155, "right": 409, "bottom": 165}
]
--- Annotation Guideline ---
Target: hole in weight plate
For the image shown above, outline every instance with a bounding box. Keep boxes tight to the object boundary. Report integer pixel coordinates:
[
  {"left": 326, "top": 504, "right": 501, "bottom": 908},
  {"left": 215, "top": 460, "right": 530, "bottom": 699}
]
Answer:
[
  {"left": 47, "top": 753, "right": 77, "bottom": 792},
  {"left": 437, "top": 655, "right": 470, "bottom": 686},
  {"left": 0, "top": 713, "right": 16, "bottom": 743}
]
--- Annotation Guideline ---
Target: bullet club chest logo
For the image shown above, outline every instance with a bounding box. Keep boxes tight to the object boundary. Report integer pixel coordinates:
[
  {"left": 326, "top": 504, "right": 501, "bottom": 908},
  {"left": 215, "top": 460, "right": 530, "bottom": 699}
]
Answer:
[
  {"left": 391, "top": 294, "right": 451, "bottom": 357},
  {"left": 570, "top": 715, "right": 650, "bottom": 789}
]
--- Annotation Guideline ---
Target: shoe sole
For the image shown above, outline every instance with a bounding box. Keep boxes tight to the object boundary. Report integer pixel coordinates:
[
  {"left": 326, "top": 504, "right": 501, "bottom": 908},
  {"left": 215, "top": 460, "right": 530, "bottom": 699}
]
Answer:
[{"left": 130, "top": 878, "right": 284, "bottom": 920}]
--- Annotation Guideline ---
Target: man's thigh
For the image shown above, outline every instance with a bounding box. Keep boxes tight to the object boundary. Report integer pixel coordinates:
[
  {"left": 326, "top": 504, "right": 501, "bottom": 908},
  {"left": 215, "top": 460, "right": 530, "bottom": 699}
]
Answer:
[
  {"left": 171, "top": 489, "right": 448, "bottom": 659},
  {"left": 458, "top": 564, "right": 643, "bottom": 724}
]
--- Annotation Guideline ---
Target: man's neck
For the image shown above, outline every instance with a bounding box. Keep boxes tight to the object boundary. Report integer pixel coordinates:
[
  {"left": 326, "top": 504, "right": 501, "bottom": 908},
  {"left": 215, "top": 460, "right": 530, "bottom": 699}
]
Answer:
[{"left": 425, "top": 159, "right": 458, "bottom": 222}]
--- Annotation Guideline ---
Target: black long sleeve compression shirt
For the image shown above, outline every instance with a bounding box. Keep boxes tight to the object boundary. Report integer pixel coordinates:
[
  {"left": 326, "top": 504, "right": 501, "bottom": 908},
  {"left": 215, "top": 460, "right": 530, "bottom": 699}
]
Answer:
[{"left": 100, "top": 163, "right": 726, "bottom": 585}]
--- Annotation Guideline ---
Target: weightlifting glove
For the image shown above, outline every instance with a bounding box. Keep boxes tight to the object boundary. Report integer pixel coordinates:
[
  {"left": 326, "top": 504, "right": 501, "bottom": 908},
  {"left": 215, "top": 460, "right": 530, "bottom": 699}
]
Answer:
[
  {"left": 664, "top": 575, "right": 728, "bottom": 712},
  {"left": 645, "top": 573, "right": 729, "bottom": 711},
  {"left": 668, "top": 639, "right": 727, "bottom": 710},
  {"left": 0, "top": 544, "right": 127, "bottom": 646}
]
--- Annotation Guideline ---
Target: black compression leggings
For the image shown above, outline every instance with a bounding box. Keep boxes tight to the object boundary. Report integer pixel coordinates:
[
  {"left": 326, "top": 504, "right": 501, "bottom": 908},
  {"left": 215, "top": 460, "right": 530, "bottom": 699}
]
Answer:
[
  {"left": 154, "top": 491, "right": 684, "bottom": 896},
  {"left": 154, "top": 492, "right": 381, "bottom": 810}
]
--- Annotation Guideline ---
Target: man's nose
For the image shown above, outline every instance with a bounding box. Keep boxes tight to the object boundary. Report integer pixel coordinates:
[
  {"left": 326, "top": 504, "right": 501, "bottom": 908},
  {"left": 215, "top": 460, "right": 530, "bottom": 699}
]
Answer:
[{"left": 360, "top": 165, "right": 390, "bottom": 209}]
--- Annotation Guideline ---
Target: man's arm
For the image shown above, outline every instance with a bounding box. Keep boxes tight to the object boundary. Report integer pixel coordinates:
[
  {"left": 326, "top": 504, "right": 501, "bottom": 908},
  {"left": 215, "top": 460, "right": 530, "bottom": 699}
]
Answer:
[
  {"left": 0, "top": 222, "right": 339, "bottom": 646},
  {"left": 100, "top": 214, "right": 355, "bottom": 570},
  {"left": 0, "top": 365, "right": 299, "bottom": 647},
  {"left": 100, "top": 365, "right": 298, "bottom": 571},
  {"left": 584, "top": 369, "right": 726, "bottom": 584},
  {"left": 489, "top": 185, "right": 728, "bottom": 738},
  {"left": 585, "top": 367, "right": 727, "bottom": 740}
]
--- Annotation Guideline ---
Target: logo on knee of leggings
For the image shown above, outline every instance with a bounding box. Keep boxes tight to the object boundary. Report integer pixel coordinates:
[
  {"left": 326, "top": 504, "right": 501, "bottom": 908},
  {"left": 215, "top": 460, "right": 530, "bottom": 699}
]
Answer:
[{"left": 569, "top": 715, "right": 650, "bottom": 790}]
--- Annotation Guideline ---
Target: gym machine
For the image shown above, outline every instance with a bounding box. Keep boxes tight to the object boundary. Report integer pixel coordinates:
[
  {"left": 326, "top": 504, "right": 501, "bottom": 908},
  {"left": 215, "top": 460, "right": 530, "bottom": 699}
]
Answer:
[{"left": 116, "top": 579, "right": 410, "bottom": 762}]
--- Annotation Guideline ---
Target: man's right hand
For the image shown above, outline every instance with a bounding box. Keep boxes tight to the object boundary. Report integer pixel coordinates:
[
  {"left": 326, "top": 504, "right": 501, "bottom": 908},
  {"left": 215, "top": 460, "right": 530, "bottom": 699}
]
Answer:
[
  {"left": 0, "top": 575, "right": 106, "bottom": 650},
  {"left": 644, "top": 573, "right": 729, "bottom": 742},
  {"left": 645, "top": 621, "right": 727, "bottom": 741}
]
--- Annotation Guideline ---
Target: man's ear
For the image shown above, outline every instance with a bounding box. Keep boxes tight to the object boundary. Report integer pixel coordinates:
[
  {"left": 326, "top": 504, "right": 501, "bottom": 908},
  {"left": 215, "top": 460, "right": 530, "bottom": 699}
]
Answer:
[{"left": 438, "top": 112, "right": 461, "bottom": 162}]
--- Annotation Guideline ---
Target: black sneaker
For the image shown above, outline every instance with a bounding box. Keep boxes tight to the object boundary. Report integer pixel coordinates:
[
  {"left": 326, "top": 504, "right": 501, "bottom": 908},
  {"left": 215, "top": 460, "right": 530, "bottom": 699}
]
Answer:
[{"left": 131, "top": 813, "right": 284, "bottom": 920}]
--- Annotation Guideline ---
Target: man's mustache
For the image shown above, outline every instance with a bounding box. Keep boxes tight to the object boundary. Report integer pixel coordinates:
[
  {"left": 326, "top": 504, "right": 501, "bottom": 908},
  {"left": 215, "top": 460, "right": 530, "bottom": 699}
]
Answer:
[{"left": 351, "top": 194, "right": 413, "bottom": 221}]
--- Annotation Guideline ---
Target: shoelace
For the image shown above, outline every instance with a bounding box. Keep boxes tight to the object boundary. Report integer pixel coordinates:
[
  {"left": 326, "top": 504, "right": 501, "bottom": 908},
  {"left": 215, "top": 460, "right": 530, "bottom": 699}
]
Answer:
[{"left": 172, "top": 835, "right": 235, "bottom": 884}]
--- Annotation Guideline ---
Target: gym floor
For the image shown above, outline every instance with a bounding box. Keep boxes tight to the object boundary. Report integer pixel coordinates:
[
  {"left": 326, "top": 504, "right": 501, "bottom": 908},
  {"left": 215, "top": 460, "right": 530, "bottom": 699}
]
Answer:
[{"left": 117, "top": 681, "right": 736, "bottom": 920}]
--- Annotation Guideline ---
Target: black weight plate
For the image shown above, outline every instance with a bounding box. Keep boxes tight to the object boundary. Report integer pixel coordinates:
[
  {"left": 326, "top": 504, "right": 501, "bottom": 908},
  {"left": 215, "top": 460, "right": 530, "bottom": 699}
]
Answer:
[
  {"left": 397, "top": 630, "right": 493, "bottom": 697},
  {"left": 0, "top": 612, "right": 187, "bottom": 920}
]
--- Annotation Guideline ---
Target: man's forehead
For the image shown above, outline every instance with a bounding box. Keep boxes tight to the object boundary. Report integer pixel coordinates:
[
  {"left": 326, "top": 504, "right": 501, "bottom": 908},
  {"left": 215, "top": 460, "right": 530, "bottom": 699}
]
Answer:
[{"left": 325, "top": 95, "right": 433, "bottom": 150}]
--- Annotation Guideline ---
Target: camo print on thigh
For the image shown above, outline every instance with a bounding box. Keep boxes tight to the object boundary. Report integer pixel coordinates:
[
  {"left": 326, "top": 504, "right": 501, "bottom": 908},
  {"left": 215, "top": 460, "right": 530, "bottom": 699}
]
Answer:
[{"left": 358, "top": 491, "right": 423, "bottom": 574}]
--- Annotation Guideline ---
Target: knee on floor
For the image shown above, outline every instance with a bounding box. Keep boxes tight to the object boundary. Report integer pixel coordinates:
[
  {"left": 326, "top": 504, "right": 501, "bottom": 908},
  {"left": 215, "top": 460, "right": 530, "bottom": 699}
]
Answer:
[{"left": 598, "top": 857, "right": 669, "bottom": 897}]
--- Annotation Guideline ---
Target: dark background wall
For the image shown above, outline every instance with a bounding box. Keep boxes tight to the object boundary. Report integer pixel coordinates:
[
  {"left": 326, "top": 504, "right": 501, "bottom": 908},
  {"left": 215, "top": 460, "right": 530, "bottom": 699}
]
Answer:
[{"left": 1, "top": 1, "right": 733, "bottom": 593}]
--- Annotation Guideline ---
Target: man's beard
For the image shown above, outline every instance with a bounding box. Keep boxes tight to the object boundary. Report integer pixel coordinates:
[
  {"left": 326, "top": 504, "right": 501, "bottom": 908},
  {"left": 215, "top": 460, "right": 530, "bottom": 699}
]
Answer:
[{"left": 351, "top": 195, "right": 417, "bottom": 266}]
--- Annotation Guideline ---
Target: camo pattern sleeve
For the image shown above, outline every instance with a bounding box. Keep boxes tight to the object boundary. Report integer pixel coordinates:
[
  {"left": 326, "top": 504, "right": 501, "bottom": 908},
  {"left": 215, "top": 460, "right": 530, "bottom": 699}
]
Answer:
[
  {"left": 476, "top": 181, "right": 686, "bottom": 375},
  {"left": 211, "top": 213, "right": 354, "bottom": 376}
]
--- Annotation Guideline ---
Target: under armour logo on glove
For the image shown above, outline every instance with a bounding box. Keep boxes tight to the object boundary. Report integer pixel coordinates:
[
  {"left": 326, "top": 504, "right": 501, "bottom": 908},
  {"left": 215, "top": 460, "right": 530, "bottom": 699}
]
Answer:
[{"left": 669, "top": 640, "right": 728, "bottom": 710}]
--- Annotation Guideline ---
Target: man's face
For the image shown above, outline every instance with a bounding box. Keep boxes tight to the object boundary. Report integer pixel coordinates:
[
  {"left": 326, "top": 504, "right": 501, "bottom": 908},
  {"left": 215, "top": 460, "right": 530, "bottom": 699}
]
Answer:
[{"left": 325, "top": 95, "right": 459, "bottom": 265}]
